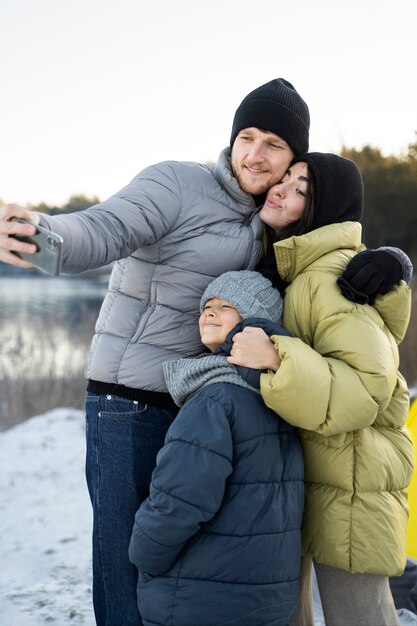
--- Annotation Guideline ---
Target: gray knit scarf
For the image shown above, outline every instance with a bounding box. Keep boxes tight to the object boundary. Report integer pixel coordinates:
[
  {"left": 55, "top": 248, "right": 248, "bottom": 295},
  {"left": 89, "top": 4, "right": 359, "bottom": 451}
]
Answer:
[{"left": 163, "top": 354, "right": 259, "bottom": 407}]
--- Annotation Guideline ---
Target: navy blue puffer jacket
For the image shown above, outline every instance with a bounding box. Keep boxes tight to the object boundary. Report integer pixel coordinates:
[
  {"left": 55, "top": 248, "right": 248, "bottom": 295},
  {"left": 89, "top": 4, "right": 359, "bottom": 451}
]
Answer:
[{"left": 129, "top": 323, "right": 304, "bottom": 626}]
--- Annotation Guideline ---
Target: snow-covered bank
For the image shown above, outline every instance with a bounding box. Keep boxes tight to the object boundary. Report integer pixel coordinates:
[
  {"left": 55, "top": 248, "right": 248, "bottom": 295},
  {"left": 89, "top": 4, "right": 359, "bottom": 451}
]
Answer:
[
  {"left": 1, "top": 409, "right": 415, "bottom": 626},
  {"left": 0, "top": 409, "right": 94, "bottom": 625}
]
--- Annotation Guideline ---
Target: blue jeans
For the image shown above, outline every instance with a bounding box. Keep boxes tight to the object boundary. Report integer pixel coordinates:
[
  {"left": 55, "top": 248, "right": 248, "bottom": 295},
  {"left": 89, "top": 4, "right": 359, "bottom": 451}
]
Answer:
[{"left": 85, "top": 392, "right": 176, "bottom": 626}]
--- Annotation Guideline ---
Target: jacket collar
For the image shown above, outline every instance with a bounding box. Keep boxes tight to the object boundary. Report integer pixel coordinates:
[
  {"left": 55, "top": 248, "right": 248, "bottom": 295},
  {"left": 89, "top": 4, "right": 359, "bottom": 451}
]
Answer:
[
  {"left": 214, "top": 147, "right": 258, "bottom": 210},
  {"left": 273, "top": 222, "right": 363, "bottom": 283}
]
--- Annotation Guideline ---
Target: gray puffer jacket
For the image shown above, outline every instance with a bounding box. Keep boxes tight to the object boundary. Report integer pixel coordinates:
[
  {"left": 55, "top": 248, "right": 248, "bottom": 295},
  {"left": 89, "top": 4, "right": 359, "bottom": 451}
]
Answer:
[{"left": 39, "top": 148, "right": 264, "bottom": 392}]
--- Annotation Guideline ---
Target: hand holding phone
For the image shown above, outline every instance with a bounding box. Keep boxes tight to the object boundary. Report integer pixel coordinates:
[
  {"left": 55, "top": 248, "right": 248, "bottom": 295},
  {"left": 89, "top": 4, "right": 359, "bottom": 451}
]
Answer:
[{"left": 11, "top": 218, "right": 63, "bottom": 276}]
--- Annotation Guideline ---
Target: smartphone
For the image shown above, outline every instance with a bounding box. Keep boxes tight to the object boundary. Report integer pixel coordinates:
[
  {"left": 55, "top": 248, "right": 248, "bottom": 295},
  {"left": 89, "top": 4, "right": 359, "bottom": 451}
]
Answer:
[{"left": 11, "top": 218, "right": 63, "bottom": 276}]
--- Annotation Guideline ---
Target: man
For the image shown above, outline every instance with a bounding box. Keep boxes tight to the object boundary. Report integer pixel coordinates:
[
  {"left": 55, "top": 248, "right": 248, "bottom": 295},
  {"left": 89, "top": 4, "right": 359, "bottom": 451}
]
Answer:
[
  {"left": 0, "top": 79, "right": 310, "bottom": 626},
  {"left": 0, "top": 79, "right": 407, "bottom": 625}
]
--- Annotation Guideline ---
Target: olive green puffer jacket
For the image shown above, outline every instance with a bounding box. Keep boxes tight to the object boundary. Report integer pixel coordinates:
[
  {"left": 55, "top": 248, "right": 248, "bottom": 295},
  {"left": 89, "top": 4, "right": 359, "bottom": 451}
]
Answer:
[{"left": 261, "top": 222, "right": 414, "bottom": 576}]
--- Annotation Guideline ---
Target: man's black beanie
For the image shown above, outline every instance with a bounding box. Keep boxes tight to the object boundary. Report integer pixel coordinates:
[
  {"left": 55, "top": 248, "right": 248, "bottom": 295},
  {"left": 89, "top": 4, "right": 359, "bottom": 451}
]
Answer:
[
  {"left": 230, "top": 78, "right": 310, "bottom": 156},
  {"left": 293, "top": 152, "right": 364, "bottom": 228}
]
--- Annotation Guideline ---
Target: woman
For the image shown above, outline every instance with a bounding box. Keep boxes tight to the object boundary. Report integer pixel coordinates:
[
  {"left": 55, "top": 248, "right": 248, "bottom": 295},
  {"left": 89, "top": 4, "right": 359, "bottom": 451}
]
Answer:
[{"left": 228, "top": 153, "right": 414, "bottom": 626}]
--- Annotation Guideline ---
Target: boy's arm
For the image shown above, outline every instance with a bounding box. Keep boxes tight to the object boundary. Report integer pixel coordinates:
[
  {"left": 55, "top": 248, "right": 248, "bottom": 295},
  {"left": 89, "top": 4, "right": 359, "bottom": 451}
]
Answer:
[{"left": 129, "top": 393, "right": 233, "bottom": 576}]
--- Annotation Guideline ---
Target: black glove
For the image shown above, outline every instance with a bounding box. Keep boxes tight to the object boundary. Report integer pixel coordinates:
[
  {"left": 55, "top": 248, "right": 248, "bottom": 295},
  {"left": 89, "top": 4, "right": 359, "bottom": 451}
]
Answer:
[{"left": 337, "top": 250, "right": 403, "bottom": 305}]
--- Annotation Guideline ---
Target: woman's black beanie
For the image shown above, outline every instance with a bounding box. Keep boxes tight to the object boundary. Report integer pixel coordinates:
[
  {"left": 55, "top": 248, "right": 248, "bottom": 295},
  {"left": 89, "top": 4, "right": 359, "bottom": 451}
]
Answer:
[
  {"left": 230, "top": 78, "right": 310, "bottom": 156},
  {"left": 293, "top": 152, "right": 364, "bottom": 228}
]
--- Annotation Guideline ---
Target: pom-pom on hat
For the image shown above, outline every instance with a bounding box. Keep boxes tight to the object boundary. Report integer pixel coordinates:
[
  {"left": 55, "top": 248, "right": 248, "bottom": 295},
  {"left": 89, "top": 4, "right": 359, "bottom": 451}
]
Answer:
[
  {"left": 200, "top": 270, "right": 283, "bottom": 323},
  {"left": 293, "top": 152, "right": 364, "bottom": 228},
  {"left": 230, "top": 78, "right": 310, "bottom": 156}
]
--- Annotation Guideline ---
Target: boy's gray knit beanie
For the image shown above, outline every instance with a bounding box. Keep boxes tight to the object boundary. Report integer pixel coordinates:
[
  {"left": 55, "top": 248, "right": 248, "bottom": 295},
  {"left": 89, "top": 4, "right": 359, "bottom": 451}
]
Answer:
[{"left": 200, "top": 270, "right": 283, "bottom": 323}]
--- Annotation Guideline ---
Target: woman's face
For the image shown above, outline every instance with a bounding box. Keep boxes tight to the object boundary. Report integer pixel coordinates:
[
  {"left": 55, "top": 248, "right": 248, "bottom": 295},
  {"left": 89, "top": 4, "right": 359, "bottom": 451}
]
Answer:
[{"left": 259, "top": 161, "right": 309, "bottom": 235}]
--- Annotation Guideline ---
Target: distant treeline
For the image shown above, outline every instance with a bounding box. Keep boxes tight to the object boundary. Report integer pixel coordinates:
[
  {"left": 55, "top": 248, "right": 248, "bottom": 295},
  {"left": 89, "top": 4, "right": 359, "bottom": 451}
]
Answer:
[
  {"left": 27, "top": 194, "right": 101, "bottom": 216},
  {"left": 341, "top": 135, "right": 417, "bottom": 267}
]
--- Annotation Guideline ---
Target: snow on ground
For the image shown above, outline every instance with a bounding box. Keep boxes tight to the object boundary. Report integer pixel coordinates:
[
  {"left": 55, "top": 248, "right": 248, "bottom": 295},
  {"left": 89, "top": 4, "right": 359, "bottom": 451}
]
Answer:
[
  {"left": 0, "top": 409, "right": 95, "bottom": 625},
  {"left": 1, "top": 408, "right": 416, "bottom": 626}
]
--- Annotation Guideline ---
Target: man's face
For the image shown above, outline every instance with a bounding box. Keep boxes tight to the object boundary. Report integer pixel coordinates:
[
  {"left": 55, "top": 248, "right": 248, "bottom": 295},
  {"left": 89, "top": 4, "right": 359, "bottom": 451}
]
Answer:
[
  {"left": 231, "top": 128, "right": 294, "bottom": 196},
  {"left": 199, "top": 297, "right": 242, "bottom": 352}
]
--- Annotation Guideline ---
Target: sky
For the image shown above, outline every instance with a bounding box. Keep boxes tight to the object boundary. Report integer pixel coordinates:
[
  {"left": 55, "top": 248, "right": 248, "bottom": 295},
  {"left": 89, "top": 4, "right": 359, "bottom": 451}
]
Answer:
[{"left": 1, "top": 0, "right": 417, "bottom": 206}]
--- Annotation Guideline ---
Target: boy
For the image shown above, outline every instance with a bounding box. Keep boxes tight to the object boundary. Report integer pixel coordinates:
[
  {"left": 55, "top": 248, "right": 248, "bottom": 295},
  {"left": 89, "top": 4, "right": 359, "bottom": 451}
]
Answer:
[{"left": 129, "top": 271, "right": 304, "bottom": 626}]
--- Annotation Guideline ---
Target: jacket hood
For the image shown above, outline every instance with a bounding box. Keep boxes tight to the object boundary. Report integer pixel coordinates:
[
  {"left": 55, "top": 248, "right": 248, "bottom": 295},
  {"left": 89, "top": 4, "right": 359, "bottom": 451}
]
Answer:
[{"left": 273, "top": 221, "right": 410, "bottom": 342}]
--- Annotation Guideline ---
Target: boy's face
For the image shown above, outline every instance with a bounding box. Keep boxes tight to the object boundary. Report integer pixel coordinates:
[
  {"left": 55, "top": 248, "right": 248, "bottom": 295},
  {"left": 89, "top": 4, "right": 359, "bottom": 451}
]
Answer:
[{"left": 199, "top": 297, "right": 242, "bottom": 352}]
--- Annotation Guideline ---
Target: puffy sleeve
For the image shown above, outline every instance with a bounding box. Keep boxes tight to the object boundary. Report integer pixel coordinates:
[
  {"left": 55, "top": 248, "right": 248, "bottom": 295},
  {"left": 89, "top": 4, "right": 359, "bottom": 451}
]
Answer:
[
  {"left": 39, "top": 162, "right": 182, "bottom": 272},
  {"left": 128, "top": 391, "right": 233, "bottom": 576},
  {"left": 260, "top": 271, "right": 408, "bottom": 436},
  {"left": 372, "top": 281, "right": 412, "bottom": 343}
]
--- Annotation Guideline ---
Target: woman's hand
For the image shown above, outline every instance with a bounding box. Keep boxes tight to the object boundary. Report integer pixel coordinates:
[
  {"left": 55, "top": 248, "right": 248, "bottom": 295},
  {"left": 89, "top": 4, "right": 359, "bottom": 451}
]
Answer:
[
  {"left": 227, "top": 326, "right": 281, "bottom": 372},
  {"left": 0, "top": 204, "right": 40, "bottom": 268}
]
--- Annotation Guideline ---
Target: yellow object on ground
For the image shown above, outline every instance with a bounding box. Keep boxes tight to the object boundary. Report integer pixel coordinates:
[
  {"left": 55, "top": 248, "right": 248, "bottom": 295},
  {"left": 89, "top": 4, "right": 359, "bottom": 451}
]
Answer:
[{"left": 406, "top": 397, "right": 417, "bottom": 558}]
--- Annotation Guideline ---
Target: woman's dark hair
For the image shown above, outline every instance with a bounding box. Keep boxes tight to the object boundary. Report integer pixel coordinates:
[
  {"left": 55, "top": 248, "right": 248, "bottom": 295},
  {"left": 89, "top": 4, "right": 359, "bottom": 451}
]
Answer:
[{"left": 256, "top": 164, "right": 317, "bottom": 292}]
